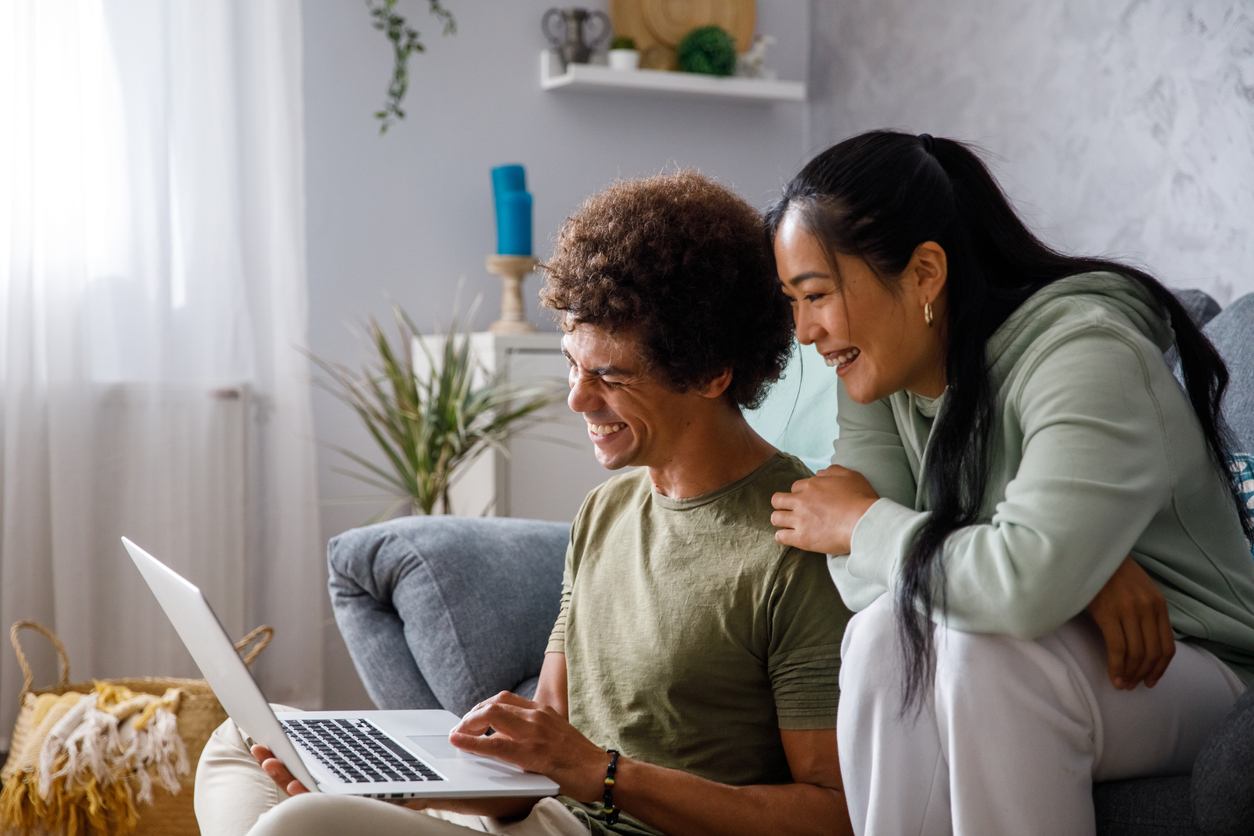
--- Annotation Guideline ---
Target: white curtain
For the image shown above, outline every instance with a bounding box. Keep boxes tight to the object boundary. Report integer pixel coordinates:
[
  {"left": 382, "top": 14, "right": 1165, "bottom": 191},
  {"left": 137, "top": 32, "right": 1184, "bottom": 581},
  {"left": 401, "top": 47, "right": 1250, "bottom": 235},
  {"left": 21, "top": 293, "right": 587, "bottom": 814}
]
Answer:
[{"left": 0, "top": 0, "right": 323, "bottom": 745}]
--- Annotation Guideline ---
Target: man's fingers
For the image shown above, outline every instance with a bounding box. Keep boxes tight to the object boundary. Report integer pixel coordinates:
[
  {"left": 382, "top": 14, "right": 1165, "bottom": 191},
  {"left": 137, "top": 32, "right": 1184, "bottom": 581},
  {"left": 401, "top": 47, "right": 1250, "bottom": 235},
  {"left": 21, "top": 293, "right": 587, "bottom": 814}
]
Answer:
[
  {"left": 456, "top": 699, "right": 538, "bottom": 740},
  {"left": 250, "top": 746, "right": 308, "bottom": 794},
  {"left": 450, "top": 730, "right": 520, "bottom": 761}
]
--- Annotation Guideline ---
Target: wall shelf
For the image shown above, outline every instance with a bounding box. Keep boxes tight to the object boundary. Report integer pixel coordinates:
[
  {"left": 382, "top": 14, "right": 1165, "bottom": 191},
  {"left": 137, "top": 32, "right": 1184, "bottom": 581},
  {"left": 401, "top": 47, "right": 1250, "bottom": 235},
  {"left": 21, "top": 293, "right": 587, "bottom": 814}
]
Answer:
[{"left": 539, "top": 52, "right": 804, "bottom": 103}]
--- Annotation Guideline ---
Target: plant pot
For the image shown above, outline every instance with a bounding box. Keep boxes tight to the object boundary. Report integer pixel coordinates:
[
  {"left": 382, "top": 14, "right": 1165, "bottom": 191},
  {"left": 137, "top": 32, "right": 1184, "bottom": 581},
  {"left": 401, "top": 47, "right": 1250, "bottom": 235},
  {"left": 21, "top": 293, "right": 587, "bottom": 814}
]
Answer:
[{"left": 608, "top": 49, "right": 640, "bottom": 71}]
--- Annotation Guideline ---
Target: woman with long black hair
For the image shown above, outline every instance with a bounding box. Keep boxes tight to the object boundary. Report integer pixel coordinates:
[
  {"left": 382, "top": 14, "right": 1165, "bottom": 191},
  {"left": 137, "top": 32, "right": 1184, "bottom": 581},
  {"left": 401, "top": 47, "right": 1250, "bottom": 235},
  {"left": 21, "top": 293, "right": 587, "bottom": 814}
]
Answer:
[{"left": 767, "top": 130, "right": 1254, "bottom": 835}]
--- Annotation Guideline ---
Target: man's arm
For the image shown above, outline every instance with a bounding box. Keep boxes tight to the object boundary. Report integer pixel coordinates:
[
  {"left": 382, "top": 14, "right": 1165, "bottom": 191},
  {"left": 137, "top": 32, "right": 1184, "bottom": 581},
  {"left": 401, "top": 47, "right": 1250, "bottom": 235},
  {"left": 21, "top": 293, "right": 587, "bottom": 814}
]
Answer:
[{"left": 454, "top": 691, "right": 851, "bottom": 836}]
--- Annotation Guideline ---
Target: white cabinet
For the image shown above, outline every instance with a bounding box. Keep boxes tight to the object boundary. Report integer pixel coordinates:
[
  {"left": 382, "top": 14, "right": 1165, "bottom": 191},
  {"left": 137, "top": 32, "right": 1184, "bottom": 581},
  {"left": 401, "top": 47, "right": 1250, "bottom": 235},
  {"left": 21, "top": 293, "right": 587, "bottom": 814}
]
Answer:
[{"left": 431, "top": 332, "right": 619, "bottom": 523}]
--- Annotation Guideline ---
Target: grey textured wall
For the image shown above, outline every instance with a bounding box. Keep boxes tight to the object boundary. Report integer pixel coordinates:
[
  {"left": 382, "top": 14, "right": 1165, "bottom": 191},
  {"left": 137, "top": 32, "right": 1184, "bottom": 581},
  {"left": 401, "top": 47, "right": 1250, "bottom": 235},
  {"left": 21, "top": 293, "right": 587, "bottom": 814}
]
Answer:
[{"left": 809, "top": 0, "right": 1254, "bottom": 304}]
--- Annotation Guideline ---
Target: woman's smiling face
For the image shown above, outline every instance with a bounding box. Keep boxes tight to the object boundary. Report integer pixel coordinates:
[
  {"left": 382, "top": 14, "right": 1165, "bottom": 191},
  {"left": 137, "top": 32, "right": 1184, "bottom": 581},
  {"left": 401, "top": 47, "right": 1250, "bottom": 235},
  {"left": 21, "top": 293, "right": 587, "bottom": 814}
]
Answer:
[{"left": 773, "top": 209, "right": 948, "bottom": 404}]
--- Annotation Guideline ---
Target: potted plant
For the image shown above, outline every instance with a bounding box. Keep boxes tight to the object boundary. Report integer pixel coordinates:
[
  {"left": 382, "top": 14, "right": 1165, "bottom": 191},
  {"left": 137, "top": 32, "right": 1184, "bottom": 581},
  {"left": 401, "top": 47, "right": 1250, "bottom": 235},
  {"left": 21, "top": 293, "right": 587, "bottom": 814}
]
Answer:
[
  {"left": 311, "top": 303, "right": 564, "bottom": 517},
  {"left": 608, "top": 35, "right": 640, "bottom": 71}
]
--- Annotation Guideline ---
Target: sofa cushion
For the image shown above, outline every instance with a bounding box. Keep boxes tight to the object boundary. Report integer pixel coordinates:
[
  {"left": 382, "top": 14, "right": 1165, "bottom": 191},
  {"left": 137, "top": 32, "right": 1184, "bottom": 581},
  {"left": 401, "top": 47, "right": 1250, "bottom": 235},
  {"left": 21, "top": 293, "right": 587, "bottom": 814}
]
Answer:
[
  {"left": 328, "top": 516, "right": 569, "bottom": 716},
  {"left": 1192, "top": 683, "right": 1254, "bottom": 835},
  {"left": 1206, "top": 293, "right": 1254, "bottom": 451},
  {"left": 1233, "top": 454, "right": 1254, "bottom": 559},
  {"left": 1094, "top": 776, "right": 1198, "bottom": 836},
  {"left": 1177, "top": 289, "right": 1222, "bottom": 329}
]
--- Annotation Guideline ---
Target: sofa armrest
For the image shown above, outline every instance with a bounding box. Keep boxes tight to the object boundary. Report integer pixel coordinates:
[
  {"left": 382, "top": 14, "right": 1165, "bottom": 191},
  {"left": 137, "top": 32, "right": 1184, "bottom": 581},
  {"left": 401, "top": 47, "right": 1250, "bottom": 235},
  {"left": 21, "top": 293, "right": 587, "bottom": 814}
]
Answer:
[{"left": 328, "top": 516, "right": 569, "bottom": 715}]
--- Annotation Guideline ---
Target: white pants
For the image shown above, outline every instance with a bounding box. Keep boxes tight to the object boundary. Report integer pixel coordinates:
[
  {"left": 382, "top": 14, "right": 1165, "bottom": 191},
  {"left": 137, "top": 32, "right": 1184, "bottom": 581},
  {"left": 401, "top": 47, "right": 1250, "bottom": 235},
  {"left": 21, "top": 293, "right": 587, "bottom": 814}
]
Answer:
[
  {"left": 193, "top": 712, "right": 591, "bottom": 836},
  {"left": 838, "top": 595, "right": 1244, "bottom": 836}
]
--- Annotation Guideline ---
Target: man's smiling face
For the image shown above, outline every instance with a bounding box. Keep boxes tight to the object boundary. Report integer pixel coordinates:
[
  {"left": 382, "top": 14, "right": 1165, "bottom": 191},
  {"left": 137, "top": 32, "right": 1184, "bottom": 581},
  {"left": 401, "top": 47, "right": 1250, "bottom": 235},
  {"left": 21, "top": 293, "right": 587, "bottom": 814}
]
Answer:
[{"left": 562, "top": 322, "right": 695, "bottom": 472}]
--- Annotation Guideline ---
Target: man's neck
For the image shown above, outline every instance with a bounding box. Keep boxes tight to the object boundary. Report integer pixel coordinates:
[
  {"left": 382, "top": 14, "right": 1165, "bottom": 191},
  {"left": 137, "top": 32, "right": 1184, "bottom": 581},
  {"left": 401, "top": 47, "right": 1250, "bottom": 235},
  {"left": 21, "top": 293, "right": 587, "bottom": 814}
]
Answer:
[{"left": 646, "top": 408, "right": 777, "bottom": 500}]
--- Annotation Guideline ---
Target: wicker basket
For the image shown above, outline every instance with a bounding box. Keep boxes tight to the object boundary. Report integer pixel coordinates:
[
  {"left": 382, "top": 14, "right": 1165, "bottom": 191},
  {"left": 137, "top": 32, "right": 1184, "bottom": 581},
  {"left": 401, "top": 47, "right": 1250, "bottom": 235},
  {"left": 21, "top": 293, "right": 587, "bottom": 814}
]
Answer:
[{"left": 2, "top": 621, "right": 272, "bottom": 836}]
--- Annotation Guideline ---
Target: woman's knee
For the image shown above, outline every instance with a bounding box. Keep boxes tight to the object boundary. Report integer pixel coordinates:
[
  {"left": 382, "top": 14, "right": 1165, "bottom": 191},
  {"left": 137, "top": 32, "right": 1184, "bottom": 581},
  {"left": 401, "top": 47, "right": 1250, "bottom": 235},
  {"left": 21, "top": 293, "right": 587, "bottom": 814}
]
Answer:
[{"left": 839, "top": 594, "right": 904, "bottom": 696}]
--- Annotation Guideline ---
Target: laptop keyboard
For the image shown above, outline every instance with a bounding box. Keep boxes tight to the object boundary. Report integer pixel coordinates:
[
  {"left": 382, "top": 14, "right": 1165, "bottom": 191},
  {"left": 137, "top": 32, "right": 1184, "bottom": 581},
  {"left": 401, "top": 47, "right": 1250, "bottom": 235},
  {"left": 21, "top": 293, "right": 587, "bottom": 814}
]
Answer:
[{"left": 281, "top": 718, "right": 443, "bottom": 785}]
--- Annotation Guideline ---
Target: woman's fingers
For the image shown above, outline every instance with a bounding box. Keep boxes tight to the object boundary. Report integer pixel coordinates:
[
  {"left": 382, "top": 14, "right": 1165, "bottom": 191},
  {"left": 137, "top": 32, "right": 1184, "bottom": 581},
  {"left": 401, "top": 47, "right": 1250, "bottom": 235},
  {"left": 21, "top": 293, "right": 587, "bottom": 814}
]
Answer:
[
  {"left": 1118, "top": 609, "right": 1146, "bottom": 690},
  {"left": 1128, "top": 607, "right": 1160, "bottom": 688},
  {"left": 1146, "top": 606, "right": 1177, "bottom": 688},
  {"left": 1090, "top": 609, "right": 1127, "bottom": 689},
  {"left": 1087, "top": 556, "right": 1177, "bottom": 691},
  {"left": 771, "top": 490, "right": 797, "bottom": 510}
]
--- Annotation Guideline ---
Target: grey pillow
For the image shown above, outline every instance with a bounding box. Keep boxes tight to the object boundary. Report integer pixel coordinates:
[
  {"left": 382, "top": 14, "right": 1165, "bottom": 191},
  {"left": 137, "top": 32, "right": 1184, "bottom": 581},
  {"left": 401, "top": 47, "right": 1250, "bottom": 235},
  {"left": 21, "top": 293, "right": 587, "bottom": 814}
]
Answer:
[{"left": 328, "top": 516, "right": 569, "bottom": 715}]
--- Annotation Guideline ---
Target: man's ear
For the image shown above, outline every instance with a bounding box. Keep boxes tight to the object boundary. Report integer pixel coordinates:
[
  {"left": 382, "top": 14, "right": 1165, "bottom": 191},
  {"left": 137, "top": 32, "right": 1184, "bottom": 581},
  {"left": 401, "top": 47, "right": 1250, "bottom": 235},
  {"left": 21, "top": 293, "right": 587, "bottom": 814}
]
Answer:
[
  {"left": 908, "top": 241, "right": 948, "bottom": 306},
  {"left": 697, "top": 367, "right": 734, "bottom": 399}
]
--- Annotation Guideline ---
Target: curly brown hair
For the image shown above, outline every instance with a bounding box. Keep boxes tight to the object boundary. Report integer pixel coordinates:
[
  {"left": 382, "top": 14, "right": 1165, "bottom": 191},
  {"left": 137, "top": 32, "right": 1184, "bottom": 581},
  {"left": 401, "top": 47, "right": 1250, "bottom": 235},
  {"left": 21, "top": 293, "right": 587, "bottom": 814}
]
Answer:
[{"left": 540, "top": 171, "right": 793, "bottom": 409}]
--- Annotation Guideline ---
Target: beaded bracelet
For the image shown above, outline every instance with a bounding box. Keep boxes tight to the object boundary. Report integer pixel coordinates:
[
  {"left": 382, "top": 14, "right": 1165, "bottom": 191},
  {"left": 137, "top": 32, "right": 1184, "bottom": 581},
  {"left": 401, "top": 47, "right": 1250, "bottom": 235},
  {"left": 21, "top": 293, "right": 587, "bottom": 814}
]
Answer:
[{"left": 603, "top": 749, "right": 621, "bottom": 825}]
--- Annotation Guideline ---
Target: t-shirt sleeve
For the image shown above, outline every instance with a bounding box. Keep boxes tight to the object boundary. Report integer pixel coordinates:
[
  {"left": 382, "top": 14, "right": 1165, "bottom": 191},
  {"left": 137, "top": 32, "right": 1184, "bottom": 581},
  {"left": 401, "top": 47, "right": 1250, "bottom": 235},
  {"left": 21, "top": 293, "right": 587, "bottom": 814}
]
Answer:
[
  {"left": 767, "top": 547, "right": 852, "bottom": 730},
  {"left": 545, "top": 545, "right": 574, "bottom": 655}
]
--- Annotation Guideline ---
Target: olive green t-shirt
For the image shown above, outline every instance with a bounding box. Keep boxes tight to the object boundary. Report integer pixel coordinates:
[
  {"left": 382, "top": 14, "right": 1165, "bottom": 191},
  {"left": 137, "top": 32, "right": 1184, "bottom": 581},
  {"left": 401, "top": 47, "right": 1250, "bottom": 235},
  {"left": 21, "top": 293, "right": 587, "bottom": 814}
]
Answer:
[{"left": 547, "top": 453, "right": 852, "bottom": 834}]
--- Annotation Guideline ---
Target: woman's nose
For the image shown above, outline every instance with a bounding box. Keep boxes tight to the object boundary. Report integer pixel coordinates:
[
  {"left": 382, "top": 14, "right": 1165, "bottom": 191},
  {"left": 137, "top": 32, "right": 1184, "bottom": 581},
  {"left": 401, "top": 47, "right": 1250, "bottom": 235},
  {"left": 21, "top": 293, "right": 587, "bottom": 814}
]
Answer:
[{"left": 794, "top": 306, "right": 821, "bottom": 346}]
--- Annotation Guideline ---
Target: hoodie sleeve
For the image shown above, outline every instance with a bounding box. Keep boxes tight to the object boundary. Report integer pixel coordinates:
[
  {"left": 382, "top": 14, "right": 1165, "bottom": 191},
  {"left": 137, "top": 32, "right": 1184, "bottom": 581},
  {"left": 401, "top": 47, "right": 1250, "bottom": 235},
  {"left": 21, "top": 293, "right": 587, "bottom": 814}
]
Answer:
[
  {"left": 826, "top": 384, "right": 921, "bottom": 611},
  {"left": 844, "top": 326, "right": 1173, "bottom": 639}
]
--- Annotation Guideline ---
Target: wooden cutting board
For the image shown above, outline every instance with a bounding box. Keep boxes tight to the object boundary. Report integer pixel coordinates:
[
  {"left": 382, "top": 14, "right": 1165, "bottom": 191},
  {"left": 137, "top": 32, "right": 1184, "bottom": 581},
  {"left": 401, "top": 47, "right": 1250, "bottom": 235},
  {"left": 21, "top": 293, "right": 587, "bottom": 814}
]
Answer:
[{"left": 609, "top": 0, "right": 756, "bottom": 70}]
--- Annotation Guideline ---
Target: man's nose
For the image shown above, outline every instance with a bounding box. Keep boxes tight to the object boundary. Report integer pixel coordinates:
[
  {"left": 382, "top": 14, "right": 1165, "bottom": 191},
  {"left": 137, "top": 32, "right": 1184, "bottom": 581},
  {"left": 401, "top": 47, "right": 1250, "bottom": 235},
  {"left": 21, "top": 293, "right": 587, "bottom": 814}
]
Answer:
[{"left": 567, "top": 374, "right": 602, "bottom": 414}]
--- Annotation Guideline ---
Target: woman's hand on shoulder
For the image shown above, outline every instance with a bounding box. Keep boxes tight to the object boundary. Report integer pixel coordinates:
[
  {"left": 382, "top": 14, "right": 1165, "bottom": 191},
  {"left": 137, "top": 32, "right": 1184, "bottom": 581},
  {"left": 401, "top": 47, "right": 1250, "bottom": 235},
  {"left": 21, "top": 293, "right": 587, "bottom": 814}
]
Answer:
[
  {"left": 771, "top": 466, "right": 880, "bottom": 555},
  {"left": 1086, "top": 556, "right": 1176, "bottom": 690}
]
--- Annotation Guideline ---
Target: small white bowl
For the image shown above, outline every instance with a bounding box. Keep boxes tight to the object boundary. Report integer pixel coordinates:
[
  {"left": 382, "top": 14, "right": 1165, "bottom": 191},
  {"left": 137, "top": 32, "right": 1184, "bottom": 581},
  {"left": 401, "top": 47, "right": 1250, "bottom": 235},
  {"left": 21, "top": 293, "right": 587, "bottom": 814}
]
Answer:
[{"left": 608, "top": 49, "right": 640, "bottom": 71}]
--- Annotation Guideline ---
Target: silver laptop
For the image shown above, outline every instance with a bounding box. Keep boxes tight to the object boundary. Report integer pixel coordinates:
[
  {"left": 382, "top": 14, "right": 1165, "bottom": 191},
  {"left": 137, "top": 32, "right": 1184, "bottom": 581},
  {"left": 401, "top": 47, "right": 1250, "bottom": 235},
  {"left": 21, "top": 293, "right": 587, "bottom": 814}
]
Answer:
[{"left": 122, "top": 537, "right": 558, "bottom": 800}]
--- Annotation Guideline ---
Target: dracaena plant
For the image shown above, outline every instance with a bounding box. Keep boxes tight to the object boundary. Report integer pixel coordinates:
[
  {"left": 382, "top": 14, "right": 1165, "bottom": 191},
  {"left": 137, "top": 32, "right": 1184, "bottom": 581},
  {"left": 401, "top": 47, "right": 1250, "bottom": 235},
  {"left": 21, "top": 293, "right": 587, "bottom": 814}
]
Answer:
[{"left": 311, "top": 303, "right": 563, "bottom": 517}]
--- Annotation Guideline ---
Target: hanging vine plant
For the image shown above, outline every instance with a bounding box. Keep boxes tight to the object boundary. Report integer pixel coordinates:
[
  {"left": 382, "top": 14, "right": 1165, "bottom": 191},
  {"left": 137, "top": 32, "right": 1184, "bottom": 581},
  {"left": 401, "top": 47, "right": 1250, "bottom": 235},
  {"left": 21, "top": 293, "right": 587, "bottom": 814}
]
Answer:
[{"left": 367, "top": 0, "right": 456, "bottom": 134}]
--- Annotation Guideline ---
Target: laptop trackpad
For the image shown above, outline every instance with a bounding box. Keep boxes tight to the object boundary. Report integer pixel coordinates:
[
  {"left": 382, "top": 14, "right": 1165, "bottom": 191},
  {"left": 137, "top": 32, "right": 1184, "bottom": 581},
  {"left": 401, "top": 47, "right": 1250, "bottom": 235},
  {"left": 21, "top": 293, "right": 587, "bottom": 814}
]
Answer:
[{"left": 407, "top": 735, "right": 464, "bottom": 760}]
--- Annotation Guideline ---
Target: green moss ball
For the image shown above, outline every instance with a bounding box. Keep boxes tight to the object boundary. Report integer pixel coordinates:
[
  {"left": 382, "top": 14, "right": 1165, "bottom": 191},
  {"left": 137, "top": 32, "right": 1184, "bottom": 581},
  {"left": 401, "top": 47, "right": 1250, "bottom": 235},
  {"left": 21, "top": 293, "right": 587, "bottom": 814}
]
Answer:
[{"left": 677, "top": 26, "right": 736, "bottom": 77}]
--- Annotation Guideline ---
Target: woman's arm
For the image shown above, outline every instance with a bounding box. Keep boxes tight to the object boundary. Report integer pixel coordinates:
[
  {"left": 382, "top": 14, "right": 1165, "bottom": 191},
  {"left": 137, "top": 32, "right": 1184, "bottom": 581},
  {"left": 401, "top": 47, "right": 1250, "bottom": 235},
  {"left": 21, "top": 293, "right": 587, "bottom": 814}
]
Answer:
[
  {"left": 779, "top": 329, "right": 1179, "bottom": 642},
  {"left": 843, "top": 330, "right": 1173, "bottom": 639},
  {"left": 452, "top": 694, "right": 851, "bottom": 836}
]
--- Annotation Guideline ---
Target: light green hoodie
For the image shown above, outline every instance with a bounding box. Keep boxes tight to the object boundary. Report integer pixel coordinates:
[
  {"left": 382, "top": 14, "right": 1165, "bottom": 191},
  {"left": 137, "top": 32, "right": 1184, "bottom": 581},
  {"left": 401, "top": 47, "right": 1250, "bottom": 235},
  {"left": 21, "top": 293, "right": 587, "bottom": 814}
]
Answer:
[{"left": 828, "top": 272, "right": 1254, "bottom": 682}]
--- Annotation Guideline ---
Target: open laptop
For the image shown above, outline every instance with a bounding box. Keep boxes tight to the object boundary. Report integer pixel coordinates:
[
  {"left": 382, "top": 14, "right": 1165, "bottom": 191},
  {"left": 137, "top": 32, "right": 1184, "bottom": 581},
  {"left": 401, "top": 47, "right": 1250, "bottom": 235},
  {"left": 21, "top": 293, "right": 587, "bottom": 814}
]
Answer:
[{"left": 122, "top": 537, "right": 559, "bottom": 800}]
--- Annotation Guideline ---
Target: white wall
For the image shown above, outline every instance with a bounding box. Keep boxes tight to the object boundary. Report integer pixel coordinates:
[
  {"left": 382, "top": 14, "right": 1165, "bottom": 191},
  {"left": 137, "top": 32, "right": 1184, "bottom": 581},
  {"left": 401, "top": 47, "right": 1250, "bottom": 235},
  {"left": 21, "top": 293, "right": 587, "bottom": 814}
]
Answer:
[
  {"left": 301, "top": 0, "right": 811, "bottom": 708},
  {"left": 809, "top": 0, "right": 1254, "bottom": 305}
]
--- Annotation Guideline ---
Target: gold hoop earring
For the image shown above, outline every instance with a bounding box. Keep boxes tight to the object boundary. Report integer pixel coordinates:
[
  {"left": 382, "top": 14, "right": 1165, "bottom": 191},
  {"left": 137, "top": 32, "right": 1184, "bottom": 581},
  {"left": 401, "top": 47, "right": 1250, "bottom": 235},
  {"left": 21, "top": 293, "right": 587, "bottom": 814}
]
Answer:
[{"left": 924, "top": 302, "right": 934, "bottom": 327}]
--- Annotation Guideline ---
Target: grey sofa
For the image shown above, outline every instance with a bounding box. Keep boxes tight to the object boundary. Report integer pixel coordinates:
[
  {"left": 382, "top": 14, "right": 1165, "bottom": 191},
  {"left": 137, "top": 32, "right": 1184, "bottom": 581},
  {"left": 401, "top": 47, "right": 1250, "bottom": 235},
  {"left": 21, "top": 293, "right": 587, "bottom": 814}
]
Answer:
[{"left": 328, "top": 290, "right": 1254, "bottom": 836}]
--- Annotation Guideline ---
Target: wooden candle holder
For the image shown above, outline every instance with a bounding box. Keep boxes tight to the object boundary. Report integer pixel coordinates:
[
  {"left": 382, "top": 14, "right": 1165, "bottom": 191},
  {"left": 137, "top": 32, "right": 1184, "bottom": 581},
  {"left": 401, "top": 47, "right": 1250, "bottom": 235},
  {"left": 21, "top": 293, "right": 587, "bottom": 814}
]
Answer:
[{"left": 486, "top": 254, "right": 540, "bottom": 334}]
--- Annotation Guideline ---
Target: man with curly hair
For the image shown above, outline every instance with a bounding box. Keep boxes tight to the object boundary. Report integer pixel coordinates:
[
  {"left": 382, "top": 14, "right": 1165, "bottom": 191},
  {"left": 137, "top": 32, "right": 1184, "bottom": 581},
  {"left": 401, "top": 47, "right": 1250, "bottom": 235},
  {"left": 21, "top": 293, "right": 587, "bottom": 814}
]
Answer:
[{"left": 227, "top": 172, "right": 853, "bottom": 836}]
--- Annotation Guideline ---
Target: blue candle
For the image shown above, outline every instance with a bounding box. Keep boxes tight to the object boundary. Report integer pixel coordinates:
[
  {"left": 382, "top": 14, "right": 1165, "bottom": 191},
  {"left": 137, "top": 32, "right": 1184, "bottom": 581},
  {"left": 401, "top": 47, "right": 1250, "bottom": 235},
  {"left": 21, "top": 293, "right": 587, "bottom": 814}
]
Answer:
[
  {"left": 497, "top": 190, "right": 533, "bottom": 256},
  {"left": 491, "top": 164, "right": 526, "bottom": 201},
  {"left": 491, "top": 164, "right": 533, "bottom": 256}
]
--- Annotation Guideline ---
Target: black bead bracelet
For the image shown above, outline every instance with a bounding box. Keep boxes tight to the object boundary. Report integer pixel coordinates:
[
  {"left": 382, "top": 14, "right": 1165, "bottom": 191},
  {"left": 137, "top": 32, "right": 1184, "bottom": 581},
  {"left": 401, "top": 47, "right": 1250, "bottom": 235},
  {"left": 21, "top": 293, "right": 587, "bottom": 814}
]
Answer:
[{"left": 603, "top": 749, "right": 621, "bottom": 825}]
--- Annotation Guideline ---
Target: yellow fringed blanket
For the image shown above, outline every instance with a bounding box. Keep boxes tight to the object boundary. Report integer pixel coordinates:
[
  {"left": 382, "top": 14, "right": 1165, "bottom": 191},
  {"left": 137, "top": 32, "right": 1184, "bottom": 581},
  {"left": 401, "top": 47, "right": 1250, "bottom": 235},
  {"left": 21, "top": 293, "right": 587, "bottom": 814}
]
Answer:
[{"left": 0, "top": 683, "right": 188, "bottom": 836}]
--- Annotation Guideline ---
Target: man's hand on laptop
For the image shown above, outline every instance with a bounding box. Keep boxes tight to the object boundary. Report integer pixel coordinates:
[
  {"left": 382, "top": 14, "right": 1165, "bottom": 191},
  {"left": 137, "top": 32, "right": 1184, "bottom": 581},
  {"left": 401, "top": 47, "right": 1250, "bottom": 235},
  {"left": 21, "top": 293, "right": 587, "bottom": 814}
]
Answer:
[{"left": 449, "top": 691, "right": 609, "bottom": 803}]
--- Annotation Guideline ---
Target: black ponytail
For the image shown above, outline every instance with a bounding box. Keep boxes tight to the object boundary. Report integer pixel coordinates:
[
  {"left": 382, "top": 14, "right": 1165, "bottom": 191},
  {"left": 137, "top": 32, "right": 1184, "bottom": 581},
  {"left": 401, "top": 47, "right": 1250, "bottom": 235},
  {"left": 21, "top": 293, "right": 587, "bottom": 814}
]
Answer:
[{"left": 766, "top": 130, "right": 1252, "bottom": 711}]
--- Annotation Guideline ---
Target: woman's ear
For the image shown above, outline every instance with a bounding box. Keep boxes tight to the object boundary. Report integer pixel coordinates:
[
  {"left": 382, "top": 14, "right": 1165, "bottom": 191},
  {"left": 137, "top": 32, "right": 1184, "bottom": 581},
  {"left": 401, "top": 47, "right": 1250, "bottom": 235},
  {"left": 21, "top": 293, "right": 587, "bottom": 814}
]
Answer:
[{"left": 908, "top": 241, "right": 948, "bottom": 307}]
